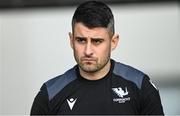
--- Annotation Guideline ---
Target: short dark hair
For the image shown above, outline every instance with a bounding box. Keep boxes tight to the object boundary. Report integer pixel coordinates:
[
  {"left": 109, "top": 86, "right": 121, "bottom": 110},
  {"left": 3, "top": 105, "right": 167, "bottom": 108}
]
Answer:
[{"left": 72, "top": 1, "right": 115, "bottom": 36}]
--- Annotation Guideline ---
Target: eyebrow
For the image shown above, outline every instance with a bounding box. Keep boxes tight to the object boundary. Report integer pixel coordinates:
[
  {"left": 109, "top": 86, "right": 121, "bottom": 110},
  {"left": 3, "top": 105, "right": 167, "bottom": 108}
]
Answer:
[
  {"left": 75, "top": 36, "right": 104, "bottom": 40},
  {"left": 75, "top": 36, "right": 86, "bottom": 39}
]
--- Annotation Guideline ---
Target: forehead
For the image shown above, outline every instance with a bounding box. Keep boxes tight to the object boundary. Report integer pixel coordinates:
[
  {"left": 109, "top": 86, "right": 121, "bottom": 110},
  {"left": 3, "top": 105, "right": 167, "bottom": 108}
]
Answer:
[{"left": 73, "top": 23, "right": 110, "bottom": 38}]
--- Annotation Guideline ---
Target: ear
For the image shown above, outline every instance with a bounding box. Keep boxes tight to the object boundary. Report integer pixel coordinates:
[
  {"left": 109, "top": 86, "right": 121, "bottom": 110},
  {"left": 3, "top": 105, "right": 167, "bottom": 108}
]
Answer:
[
  {"left": 111, "top": 34, "right": 119, "bottom": 51},
  {"left": 69, "top": 32, "right": 73, "bottom": 49}
]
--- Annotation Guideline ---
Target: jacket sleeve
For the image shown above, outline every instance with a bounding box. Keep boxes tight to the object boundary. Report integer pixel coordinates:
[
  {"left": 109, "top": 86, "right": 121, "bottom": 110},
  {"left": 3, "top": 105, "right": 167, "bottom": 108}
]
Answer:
[
  {"left": 30, "top": 83, "right": 49, "bottom": 115},
  {"left": 140, "top": 75, "right": 164, "bottom": 115}
]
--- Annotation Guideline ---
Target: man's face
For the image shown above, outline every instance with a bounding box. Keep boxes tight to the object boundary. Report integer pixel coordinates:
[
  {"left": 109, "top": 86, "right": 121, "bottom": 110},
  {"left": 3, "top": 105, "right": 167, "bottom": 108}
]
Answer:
[{"left": 69, "top": 22, "right": 118, "bottom": 73}]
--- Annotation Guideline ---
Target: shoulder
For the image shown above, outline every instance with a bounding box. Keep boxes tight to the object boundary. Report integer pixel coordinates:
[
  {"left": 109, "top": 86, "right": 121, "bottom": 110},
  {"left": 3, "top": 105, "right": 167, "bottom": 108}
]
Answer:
[
  {"left": 44, "top": 66, "right": 78, "bottom": 101},
  {"left": 113, "top": 60, "right": 147, "bottom": 89}
]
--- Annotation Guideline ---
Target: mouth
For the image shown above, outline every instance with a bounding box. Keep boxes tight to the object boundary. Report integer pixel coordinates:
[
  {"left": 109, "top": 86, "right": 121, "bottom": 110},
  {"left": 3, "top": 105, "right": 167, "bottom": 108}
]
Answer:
[{"left": 81, "top": 58, "right": 97, "bottom": 64}]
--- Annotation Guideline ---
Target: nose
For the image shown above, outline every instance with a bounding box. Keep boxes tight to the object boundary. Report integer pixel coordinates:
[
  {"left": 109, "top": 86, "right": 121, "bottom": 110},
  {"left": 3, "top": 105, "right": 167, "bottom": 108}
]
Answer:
[{"left": 84, "top": 42, "right": 93, "bottom": 57}]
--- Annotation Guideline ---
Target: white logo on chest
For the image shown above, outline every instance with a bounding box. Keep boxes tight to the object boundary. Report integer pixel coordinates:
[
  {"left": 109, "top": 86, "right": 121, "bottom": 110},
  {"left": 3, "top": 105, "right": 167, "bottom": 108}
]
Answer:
[
  {"left": 112, "top": 87, "right": 128, "bottom": 98},
  {"left": 112, "top": 87, "right": 130, "bottom": 103},
  {"left": 67, "top": 98, "right": 77, "bottom": 110}
]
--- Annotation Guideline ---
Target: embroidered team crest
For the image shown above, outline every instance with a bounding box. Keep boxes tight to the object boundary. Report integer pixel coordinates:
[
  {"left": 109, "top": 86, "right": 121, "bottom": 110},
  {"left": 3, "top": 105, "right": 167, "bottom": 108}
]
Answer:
[
  {"left": 112, "top": 87, "right": 130, "bottom": 103},
  {"left": 112, "top": 87, "right": 128, "bottom": 98}
]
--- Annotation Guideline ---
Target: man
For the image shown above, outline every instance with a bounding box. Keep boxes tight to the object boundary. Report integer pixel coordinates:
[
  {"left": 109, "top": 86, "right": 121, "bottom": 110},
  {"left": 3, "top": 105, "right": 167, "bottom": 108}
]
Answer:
[{"left": 31, "top": 1, "right": 164, "bottom": 115}]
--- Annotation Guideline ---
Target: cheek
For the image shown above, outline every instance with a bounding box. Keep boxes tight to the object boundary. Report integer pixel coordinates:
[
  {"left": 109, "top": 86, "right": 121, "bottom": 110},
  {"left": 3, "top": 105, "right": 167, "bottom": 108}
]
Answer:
[
  {"left": 73, "top": 44, "right": 84, "bottom": 56},
  {"left": 96, "top": 44, "right": 111, "bottom": 56},
  {"left": 103, "top": 42, "right": 111, "bottom": 51}
]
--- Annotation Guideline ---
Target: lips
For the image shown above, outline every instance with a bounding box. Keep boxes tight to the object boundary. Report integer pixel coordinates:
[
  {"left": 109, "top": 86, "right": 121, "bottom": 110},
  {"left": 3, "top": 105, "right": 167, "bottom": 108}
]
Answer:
[
  {"left": 82, "top": 58, "right": 96, "bottom": 62},
  {"left": 82, "top": 58, "right": 96, "bottom": 61}
]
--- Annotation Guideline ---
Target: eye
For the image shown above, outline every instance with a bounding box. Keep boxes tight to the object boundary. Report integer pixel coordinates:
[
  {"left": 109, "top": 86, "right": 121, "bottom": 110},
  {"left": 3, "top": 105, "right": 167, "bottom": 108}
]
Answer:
[
  {"left": 92, "top": 39, "right": 104, "bottom": 45},
  {"left": 75, "top": 37, "right": 86, "bottom": 44}
]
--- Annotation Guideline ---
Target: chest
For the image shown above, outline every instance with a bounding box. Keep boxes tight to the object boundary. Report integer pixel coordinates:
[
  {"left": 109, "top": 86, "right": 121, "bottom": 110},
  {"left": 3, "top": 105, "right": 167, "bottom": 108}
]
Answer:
[{"left": 55, "top": 80, "right": 140, "bottom": 115}]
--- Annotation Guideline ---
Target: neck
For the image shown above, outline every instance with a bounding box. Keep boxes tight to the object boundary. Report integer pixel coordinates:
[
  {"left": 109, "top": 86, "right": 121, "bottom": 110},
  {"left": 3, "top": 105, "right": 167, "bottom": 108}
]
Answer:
[{"left": 79, "top": 60, "right": 111, "bottom": 80}]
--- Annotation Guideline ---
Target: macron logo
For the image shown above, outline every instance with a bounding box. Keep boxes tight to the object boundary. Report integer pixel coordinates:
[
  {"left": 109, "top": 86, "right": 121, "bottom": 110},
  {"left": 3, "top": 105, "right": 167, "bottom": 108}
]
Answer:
[{"left": 67, "top": 98, "right": 77, "bottom": 110}]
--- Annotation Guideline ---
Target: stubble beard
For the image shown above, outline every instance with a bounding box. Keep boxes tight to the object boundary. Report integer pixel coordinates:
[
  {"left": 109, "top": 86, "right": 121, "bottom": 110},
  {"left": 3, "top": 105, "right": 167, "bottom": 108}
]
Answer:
[{"left": 74, "top": 52, "right": 111, "bottom": 73}]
